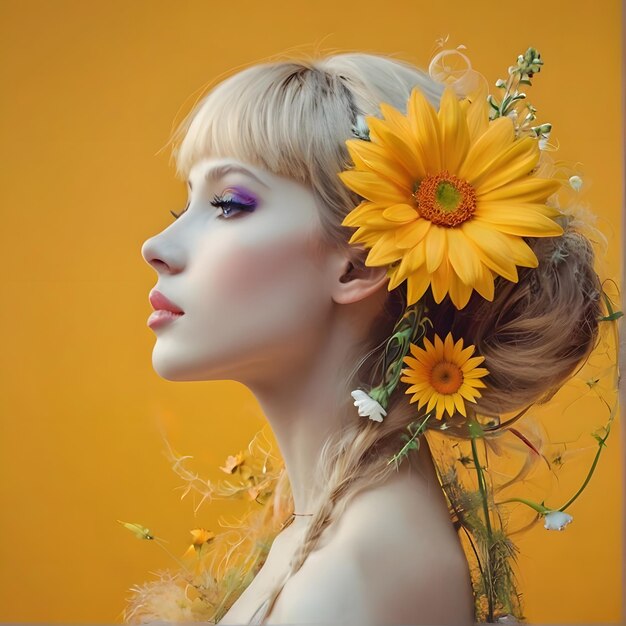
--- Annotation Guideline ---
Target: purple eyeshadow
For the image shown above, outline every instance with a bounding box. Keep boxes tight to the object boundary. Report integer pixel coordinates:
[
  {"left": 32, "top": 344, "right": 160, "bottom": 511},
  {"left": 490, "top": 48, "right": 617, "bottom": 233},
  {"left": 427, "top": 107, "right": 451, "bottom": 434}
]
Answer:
[{"left": 224, "top": 186, "right": 258, "bottom": 207}]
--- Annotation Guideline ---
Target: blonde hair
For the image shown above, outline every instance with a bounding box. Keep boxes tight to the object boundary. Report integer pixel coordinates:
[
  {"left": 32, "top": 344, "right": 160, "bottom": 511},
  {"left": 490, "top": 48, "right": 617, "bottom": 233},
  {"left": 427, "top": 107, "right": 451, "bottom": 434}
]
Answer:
[{"left": 168, "top": 51, "right": 604, "bottom": 621}]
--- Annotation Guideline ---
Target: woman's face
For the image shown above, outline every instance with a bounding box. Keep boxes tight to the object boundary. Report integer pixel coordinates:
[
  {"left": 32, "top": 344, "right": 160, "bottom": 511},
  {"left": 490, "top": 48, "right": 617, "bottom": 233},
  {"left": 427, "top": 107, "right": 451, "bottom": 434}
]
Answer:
[{"left": 141, "top": 157, "right": 341, "bottom": 384}]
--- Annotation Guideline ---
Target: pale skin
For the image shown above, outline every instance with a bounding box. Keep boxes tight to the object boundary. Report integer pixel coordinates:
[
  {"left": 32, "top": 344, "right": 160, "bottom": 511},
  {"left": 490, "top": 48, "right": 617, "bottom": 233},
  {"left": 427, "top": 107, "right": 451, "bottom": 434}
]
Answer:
[{"left": 141, "top": 156, "right": 475, "bottom": 625}]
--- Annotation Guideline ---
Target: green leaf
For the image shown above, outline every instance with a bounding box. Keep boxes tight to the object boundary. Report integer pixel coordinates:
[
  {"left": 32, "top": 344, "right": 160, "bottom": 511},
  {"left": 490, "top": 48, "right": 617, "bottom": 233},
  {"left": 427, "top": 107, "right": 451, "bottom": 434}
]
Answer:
[{"left": 599, "top": 310, "right": 624, "bottom": 321}]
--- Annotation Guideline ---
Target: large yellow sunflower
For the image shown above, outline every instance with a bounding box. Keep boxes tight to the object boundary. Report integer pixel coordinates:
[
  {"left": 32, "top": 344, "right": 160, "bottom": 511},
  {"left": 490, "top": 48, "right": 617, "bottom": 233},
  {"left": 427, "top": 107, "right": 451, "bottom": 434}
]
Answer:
[
  {"left": 339, "top": 84, "right": 564, "bottom": 309},
  {"left": 400, "top": 331, "right": 489, "bottom": 421}
]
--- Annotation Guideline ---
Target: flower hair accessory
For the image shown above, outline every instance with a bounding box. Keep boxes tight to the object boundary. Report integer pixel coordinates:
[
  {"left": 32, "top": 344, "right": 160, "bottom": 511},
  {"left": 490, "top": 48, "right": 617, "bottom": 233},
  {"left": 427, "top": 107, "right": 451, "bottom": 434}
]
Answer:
[
  {"left": 341, "top": 45, "right": 622, "bottom": 622},
  {"left": 344, "top": 46, "right": 564, "bottom": 430}
]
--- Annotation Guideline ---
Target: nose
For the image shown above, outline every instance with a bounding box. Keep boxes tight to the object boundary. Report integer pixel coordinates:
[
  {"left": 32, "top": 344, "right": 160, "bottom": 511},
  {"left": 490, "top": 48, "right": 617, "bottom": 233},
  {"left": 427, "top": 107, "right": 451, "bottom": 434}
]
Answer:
[{"left": 141, "top": 233, "right": 185, "bottom": 275}]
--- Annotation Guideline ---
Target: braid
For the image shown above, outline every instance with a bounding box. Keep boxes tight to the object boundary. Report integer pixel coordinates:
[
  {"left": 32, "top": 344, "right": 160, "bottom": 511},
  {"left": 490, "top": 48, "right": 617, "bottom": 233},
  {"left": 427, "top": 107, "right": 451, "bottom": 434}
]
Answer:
[
  {"left": 261, "top": 463, "right": 343, "bottom": 617},
  {"left": 259, "top": 409, "right": 423, "bottom": 618}
]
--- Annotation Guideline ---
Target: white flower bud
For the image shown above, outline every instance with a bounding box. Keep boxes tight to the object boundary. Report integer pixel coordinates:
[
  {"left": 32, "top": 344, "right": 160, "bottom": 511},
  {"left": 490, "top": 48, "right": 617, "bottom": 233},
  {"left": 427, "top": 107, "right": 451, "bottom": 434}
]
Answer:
[{"left": 544, "top": 510, "right": 574, "bottom": 531}]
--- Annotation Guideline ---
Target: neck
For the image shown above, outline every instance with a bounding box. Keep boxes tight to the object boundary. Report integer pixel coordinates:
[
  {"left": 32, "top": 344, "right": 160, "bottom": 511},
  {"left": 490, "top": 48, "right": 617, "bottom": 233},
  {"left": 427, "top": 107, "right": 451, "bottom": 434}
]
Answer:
[{"left": 245, "top": 324, "right": 362, "bottom": 525}]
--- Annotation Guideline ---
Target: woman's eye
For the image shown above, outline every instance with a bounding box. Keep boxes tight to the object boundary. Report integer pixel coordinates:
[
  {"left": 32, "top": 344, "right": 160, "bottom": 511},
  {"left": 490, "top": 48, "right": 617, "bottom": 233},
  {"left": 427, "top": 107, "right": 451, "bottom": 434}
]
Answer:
[
  {"left": 210, "top": 189, "right": 257, "bottom": 219},
  {"left": 170, "top": 188, "right": 258, "bottom": 221}
]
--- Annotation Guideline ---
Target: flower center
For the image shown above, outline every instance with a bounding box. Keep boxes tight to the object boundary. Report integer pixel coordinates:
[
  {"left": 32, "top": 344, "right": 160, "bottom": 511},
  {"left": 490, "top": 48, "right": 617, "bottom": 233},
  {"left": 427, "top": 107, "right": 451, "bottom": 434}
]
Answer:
[
  {"left": 431, "top": 361, "right": 463, "bottom": 394},
  {"left": 413, "top": 171, "right": 477, "bottom": 227}
]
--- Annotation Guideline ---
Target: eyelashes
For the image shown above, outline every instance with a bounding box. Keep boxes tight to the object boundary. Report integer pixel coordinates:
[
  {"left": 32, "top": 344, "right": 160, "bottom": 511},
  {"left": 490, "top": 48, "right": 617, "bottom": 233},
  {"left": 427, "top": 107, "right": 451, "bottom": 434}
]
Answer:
[
  {"left": 170, "top": 187, "right": 258, "bottom": 220},
  {"left": 170, "top": 205, "right": 188, "bottom": 220}
]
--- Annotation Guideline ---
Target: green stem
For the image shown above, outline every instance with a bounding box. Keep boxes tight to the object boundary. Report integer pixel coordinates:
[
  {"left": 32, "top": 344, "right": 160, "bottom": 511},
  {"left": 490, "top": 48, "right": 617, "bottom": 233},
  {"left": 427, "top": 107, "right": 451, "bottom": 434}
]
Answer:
[
  {"left": 557, "top": 423, "right": 611, "bottom": 512},
  {"left": 370, "top": 301, "right": 431, "bottom": 411},
  {"left": 153, "top": 537, "right": 195, "bottom": 578},
  {"left": 470, "top": 436, "right": 493, "bottom": 537},
  {"left": 495, "top": 496, "right": 549, "bottom": 514},
  {"left": 387, "top": 412, "right": 432, "bottom": 467},
  {"left": 470, "top": 433, "right": 494, "bottom": 622},
  {"left": 497, "top": 421, "right": 612, "bottom": 515}
]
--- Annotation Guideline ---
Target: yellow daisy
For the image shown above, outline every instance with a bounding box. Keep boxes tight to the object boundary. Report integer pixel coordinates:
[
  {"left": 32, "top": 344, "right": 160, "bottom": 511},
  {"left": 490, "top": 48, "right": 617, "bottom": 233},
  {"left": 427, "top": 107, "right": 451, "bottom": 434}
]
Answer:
[
  {"left": 339, "top": 84, "right": 564, "bottom": 309},
  {"left": 400, "top": 331, "right": 489, "bottom": 421}
]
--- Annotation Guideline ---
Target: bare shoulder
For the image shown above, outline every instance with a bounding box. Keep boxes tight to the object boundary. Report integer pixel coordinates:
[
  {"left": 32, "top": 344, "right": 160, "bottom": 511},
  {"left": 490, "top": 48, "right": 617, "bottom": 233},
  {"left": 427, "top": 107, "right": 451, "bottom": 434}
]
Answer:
[
  {"left": 270, "top": 473, "right": 475, "bottom": 625},
  {"left": 269, "top": 539, "right": 370, "bottom": 624}
]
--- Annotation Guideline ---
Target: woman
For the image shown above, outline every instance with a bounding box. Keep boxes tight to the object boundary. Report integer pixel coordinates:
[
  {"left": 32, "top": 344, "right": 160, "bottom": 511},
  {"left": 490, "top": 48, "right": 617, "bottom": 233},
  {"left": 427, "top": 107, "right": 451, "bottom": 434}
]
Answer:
[{"left": 140, "top": 51, "right": 607, "bottom": 624}]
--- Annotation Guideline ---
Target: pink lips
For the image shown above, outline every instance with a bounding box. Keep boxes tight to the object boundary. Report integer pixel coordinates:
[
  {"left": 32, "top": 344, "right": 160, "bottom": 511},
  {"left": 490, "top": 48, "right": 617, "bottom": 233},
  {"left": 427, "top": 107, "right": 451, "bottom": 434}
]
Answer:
[
  {"left": 149, "top": 289, "right": 184, "bottom": 314},
  {"left": 148, "top": 289, "right": 184, "bottom": 329}
]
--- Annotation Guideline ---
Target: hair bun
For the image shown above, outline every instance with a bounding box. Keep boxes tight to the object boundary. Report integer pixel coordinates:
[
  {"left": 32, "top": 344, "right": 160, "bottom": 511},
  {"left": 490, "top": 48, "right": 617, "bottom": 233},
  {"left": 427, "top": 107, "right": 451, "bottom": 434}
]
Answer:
[{"left": 422, "top": 227, "right": 604, "bottom": 417}]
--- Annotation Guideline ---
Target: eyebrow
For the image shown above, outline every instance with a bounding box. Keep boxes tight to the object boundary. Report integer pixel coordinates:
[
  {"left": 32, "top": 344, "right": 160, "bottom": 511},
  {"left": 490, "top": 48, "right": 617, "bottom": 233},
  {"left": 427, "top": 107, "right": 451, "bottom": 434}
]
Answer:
[{"left": 187, "top": 163, "right": 270, "bottom": 190}]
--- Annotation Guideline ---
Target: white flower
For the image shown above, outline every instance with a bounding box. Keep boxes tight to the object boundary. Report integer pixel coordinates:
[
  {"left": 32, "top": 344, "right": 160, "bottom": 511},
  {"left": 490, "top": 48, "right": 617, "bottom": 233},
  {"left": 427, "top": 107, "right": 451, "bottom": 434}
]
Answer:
[
  {"left": 350, "top": 390, "right": 387, "bottom": 422},
  {"left": 569, "top": 175, "right": 583, "bottom": 192},
  {"left": 495, "top": 615, "right": 520, "bottom": 624},
  {"left": 351, "top": 115, "right": 371, "bottom": 141},
  {"left": 544, "top": 510, "right": 574, "bottom": 531}
]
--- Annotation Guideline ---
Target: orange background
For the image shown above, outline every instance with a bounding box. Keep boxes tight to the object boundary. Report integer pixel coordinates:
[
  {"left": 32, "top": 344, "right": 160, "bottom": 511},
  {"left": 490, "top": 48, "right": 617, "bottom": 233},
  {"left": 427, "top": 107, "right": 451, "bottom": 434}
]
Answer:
[{"left": 0, "top": 0, "right": 623, "bottom": 623}]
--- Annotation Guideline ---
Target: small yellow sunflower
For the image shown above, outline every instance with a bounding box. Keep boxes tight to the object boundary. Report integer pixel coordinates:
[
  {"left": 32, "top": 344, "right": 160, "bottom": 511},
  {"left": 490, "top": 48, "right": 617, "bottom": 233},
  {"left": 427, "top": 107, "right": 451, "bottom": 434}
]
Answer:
[
  {"left": 400, "top": 331, "right": 489, "bottom": 421},
  {"left": 339, "top": 84, "right": 564, "bottom": 309}
]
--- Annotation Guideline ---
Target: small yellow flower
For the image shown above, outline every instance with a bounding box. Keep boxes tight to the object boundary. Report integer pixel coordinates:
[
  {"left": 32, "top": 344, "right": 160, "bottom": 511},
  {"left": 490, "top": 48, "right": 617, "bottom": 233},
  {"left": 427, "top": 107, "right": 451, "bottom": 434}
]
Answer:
[
  {"left": 400, "top": 331, "right": 489, "bottom": 420},
  {"left": 247, "top": 477, "right": 273, "bottom": 502},
  {"left": 183, "top": 527, "right": 216, "bottom": 558},
  {"left": 219, "top": 451, "right": 246, "bottom": 474}
]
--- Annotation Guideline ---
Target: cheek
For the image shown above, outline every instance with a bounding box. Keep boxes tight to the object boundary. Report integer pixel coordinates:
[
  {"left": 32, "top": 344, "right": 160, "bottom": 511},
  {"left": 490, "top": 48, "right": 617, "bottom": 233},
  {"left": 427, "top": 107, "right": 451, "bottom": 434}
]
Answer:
[
  {"left": 219, "top": 240, "right": 300, "bottom": 294},
  {"left": 194, "top": 227, "right": 326, "bottom": 341},
  {"left": 208, "top": 229, "right": 322, "bottom": 304}
]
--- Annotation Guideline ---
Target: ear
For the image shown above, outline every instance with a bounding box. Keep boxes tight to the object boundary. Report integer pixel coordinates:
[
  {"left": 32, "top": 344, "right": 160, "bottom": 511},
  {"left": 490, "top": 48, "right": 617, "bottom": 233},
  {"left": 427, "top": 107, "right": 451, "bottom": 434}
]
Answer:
[{"left": 331, "top": 250, "right": 390, "bottom": 305}]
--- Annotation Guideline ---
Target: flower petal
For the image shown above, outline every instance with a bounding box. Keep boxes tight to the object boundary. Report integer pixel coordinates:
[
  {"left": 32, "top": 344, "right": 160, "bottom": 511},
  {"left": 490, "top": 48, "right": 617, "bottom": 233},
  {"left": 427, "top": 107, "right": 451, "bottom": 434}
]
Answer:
[
  {"left": 338, "top": 170, "right": 407, "bottom": 205},
  {"left": 379, "top": 101, "right": 412, "bottom": 135},
  {"left": 382, "top": 203, "right": 419, "bottom": 223},
  {"left": 424, "top": 226, "right": 447, "bottom": 273},
  {"left": 458, "top": 116, "right": 515, "bottom": 183},
  {"left": 478, "top": 176, "right": 562, "bottom": 203},
  {"left": 473, "top": 137, "right": 542, "bottom": 195},
  {"left": 406, "top": 268, "right": 432, "bottom": 305},
  {"left": 366, "top": 116, "right": 427, "bottom": 181},
  {"left": 366, "top": 233, "right": 402, "bottom": 265},
  {"left": 461, "top": 220, "right": 521, "bottom": 282},
  {"left": 475, "top": 203, "right": 565, "bottom": 237},
  {"left": 444, "top": 394, "right": 455, "bottom": 417},
  {"left": 438, "top": 85, "right": 470, "bottom": 173},
  {"left": 396, "top": 240, "right": 427, "bottom": 280},
  {"left": 407, "top": 87, "right": 442, "bottom": 172},
  {"left": 464, "top": 80, "right": 490, "bottom": 143},
  {"left": 446, "top": 226, "right": 483, "bottom": 286},
  {"left": 345, "top": 138, "right": 414, "bottom": 190},
  {"left": 395, "top": 219, "right": 432, "bottom": 249},
  {"left": 431, "top": 257, "right": 451, "bottom": 303},
  {"left": 448, "top": 272, "right": 474, "bottom": 309}
]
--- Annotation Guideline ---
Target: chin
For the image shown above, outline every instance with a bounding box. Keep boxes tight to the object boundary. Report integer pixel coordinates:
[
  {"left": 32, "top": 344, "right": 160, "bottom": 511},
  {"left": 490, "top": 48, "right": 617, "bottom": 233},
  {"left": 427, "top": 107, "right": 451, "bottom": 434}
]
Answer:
[
  {"left": 151, "top": 358, "right": 192, "bottom": 381},
  {"left": 150, "top": 348, "right": 240, "bottom": 383},
  {"left": 150, "top": 348, "right": 198, "bottom": 381}
]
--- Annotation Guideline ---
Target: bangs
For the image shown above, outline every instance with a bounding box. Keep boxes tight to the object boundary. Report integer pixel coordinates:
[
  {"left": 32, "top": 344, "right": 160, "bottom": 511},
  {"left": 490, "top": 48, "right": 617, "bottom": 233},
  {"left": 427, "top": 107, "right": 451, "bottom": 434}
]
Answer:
[{"left": 171, "top": 62, "right": 355, "bottom": 186}]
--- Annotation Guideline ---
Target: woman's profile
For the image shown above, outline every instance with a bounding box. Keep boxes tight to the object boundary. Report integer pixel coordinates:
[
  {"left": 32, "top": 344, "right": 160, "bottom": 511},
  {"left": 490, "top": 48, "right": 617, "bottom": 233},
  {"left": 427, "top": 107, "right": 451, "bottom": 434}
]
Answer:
[{"left": 136, "top": 48, "right": 619, "bottom": 625}]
